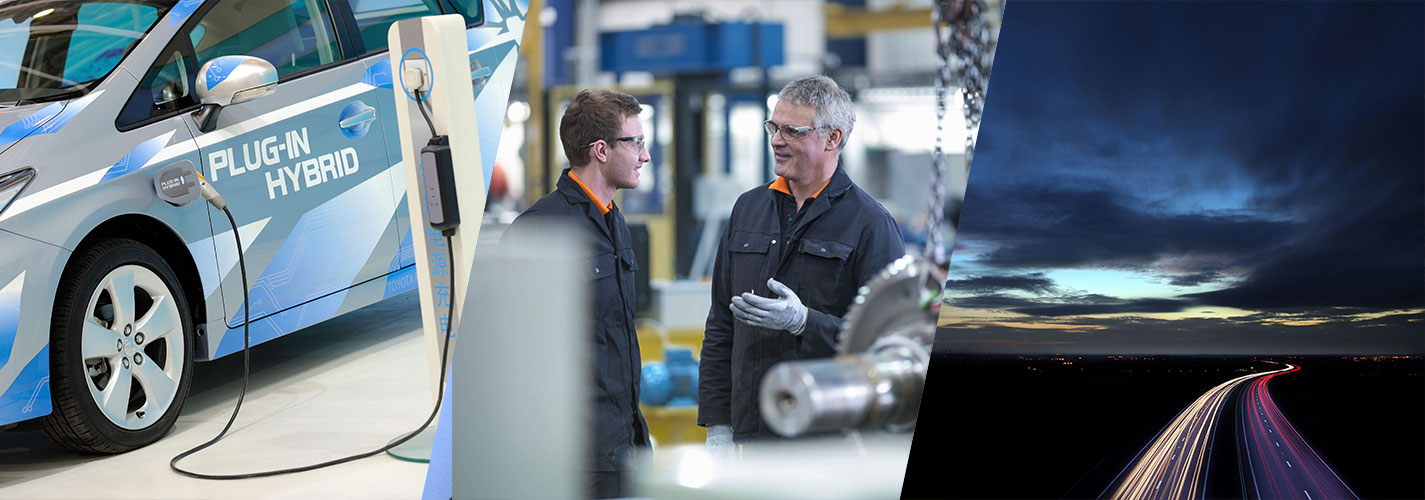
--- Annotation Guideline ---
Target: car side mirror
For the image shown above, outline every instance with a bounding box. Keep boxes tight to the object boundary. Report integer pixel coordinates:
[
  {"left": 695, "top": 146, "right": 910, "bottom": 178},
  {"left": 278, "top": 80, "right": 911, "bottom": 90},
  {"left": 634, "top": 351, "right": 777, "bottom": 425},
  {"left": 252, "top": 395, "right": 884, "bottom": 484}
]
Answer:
[{"left": 192, "top": 55, "right": 277, "bottom": 133}]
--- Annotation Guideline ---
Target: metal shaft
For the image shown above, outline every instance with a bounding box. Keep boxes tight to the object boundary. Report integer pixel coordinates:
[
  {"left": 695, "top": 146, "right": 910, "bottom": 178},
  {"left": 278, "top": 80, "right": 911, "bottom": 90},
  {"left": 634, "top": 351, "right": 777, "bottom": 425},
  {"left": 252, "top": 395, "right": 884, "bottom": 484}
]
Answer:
[{"left": 759, "top": 348, "right": 926, "bottom": 438}]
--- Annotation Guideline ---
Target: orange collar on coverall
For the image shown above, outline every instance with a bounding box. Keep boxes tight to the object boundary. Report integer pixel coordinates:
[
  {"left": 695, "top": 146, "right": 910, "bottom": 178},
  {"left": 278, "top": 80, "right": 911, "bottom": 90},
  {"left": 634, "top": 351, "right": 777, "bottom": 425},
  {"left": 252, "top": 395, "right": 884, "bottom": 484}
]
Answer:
[
  {"left": 768, "top": 176, "right": 830, "bottom": 198},
  {"left": 568, "top": 169, "right": 613, "bottom": 215}
]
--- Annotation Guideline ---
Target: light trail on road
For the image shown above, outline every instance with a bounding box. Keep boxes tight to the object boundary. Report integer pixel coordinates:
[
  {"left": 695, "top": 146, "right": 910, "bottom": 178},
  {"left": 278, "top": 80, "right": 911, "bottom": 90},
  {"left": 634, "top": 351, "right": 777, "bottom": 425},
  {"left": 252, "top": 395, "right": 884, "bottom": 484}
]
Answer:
[
  {"left": 1103, "top": 364, "right": 1294, "bottom": 500},
  {"left": 1237, "top": 366, "right": 1357, "bottom": 500}
]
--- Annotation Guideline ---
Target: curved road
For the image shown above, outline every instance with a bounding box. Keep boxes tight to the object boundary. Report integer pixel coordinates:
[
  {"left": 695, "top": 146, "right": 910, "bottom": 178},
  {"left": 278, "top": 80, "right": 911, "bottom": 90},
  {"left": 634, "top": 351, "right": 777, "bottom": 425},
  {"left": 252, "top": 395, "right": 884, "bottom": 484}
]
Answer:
[
  {"left": 1237, "top": 366, "right": 1357, "bottom": 500},
  {"left": 1102, "top": 363, "right": 1356, "bottom": 500},
  {"left": 1102, "top": 365, "right": 1286, "bottom": 500}
]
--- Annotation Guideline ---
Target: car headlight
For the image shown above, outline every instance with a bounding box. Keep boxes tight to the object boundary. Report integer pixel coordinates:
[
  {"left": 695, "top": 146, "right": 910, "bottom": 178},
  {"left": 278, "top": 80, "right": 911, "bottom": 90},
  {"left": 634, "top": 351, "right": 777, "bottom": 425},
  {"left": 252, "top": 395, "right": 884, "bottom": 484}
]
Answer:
[{"left": 0, "top": 168, "right": 36, "bottom": 218}]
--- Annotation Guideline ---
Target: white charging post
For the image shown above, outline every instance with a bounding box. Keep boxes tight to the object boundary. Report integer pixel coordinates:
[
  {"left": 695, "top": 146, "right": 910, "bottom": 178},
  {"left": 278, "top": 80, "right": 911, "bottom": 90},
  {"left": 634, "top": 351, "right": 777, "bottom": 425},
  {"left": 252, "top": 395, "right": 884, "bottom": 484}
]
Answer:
[{"left": 388, "top": 16, "right": 485, "bottom": 404}]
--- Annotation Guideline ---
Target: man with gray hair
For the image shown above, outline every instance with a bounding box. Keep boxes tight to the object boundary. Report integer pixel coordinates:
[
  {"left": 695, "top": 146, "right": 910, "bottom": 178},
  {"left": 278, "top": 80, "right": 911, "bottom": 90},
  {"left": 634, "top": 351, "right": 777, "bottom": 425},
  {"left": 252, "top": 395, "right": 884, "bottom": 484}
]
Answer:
[{"left": 697, "top": 75, "right": 906, "bottom": 452}]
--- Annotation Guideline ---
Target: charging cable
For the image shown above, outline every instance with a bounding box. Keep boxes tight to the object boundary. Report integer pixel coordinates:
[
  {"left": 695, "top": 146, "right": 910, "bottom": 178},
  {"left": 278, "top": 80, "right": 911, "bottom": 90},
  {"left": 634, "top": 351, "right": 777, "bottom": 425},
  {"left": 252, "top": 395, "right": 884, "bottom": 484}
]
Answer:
[
  {"left": 415, "top": 87, "right": 438, "bottom": 138},
  {"left": 169, "top": 87, "right": 455, "bottom": 480}
]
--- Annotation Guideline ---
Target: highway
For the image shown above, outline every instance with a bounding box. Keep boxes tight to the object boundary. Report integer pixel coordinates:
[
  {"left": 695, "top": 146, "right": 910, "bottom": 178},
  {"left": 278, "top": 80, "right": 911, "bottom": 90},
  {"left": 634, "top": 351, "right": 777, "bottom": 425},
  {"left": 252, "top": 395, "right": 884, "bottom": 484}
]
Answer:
[
  {"left": 1237, "top": 366, "right": 1358, "bottom": 500},
  {"left": 1103, "top": 365, "right": 1293, "bottom": 500}
]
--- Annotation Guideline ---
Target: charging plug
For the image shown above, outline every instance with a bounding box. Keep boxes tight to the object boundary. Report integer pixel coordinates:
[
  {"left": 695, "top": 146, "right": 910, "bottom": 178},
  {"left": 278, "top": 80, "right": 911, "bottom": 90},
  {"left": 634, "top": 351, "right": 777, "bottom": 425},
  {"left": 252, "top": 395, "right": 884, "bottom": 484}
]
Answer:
[
  {"left": 402, "top": 62, "right": 430, "bottom": 95},
  {"left": 195, "top": 171, "right": 227, "bottom": 211}
]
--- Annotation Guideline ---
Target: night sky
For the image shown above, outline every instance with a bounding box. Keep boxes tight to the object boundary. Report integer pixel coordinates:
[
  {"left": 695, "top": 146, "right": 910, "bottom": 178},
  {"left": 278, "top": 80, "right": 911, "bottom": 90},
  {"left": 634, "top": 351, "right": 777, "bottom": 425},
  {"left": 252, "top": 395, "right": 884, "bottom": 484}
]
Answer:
[{"left": 937, "top": 1, "right": 1424, "bottom": 355}]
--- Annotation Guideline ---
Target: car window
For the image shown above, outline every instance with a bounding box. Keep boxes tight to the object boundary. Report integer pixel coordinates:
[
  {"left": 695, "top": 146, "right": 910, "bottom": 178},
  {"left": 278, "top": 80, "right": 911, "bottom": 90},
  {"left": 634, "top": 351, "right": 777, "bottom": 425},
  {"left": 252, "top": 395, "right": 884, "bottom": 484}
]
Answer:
[
  {"left": 116, "top": 41, "right": 195, "bottom": 128},
  {"left": 346, "top": 0, "right": 442, "bottom": 54},
  {"left": 190, "top": 0, "right": 340, "bottom": 78},
  {"left": 0, "top": 1, "right": 168, "bottom": 103},
  {"left": 64, "top": 3, "right": 162, "bottom": 84},
  {"left": 445, "top": 0, "right": 485, "bottom": 27}
]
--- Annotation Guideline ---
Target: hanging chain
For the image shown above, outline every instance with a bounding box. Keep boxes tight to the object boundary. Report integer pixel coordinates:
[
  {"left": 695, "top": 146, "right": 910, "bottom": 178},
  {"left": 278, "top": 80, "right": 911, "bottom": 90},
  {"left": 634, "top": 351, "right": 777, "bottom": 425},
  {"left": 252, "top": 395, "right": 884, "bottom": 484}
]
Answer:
[{"left": 928, "top": 0, "right": 997, "bottom": 268}]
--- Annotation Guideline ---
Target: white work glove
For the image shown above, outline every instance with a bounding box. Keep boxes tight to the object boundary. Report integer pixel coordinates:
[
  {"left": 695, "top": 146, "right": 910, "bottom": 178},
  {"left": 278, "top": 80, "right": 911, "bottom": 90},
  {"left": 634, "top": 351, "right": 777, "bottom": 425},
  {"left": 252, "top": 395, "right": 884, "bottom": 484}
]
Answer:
[
  {"left": 705, "top": 424, "right": 734, "bottom": 458},
  {"left": 729, "top": 278, "right": 808, "bottom": 336}
]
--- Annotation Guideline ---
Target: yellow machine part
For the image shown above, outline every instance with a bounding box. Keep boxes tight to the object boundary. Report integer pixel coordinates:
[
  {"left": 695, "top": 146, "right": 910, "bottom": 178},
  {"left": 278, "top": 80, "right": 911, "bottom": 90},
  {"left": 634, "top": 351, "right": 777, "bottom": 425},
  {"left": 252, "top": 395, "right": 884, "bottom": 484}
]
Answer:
[{"left": 636, "top": 323, "right": 707, "bottom": 447}]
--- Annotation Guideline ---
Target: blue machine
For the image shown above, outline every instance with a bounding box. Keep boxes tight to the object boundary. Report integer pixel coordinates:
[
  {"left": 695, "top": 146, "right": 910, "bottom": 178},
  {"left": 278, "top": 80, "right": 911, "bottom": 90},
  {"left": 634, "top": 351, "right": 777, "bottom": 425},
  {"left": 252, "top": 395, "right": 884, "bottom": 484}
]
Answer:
[
  {"left": 640, "top": 347, "right": 699, "bottom": 407},
  {"left": 599, "top": 19, "right": 784, "bottom": 75}
]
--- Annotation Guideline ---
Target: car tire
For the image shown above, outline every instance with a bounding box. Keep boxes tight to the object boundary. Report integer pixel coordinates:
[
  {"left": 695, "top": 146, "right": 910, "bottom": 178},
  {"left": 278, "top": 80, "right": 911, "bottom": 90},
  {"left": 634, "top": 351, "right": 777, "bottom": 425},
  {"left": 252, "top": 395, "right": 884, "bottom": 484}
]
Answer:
[{"left": 42, "top": 238, "right": 194, "bottom": 453}]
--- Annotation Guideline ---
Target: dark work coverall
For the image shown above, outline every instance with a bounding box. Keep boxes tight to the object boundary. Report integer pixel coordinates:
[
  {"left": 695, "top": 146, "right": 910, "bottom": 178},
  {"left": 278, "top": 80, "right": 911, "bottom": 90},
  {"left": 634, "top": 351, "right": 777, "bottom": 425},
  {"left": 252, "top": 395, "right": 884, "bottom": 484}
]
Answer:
[
  {"left": 697, "top": 166, "right": 907, "bottom": 442},
  {"left": 502, "top": 169, "right": 649, "bottom": 497}
]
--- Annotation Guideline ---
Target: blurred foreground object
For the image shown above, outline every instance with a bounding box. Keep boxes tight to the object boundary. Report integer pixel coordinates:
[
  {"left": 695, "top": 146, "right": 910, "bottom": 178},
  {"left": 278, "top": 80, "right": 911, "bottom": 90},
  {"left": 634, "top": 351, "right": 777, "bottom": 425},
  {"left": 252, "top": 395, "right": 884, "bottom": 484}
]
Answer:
[
  {"left": 639, "top": 439, "right": 912, "bottom": 499},
  {"left": 454, "top": 225, "right": 587, "bottom": 499}
]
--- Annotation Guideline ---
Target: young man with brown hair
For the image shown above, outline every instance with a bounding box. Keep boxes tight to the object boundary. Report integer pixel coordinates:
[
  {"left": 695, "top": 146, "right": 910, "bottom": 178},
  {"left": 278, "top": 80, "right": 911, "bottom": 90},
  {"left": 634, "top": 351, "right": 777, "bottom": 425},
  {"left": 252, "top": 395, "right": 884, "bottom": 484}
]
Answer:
[{"left": 503, "top": 89, "right": 651, "bottom": 498}]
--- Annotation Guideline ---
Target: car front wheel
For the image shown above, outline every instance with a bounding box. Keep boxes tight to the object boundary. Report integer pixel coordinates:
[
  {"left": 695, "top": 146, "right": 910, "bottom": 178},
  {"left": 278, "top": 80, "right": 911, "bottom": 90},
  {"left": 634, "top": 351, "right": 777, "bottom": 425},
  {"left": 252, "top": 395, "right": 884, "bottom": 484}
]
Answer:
[{"left": 42, "top": 238, "right": 194, "bottom": 453}]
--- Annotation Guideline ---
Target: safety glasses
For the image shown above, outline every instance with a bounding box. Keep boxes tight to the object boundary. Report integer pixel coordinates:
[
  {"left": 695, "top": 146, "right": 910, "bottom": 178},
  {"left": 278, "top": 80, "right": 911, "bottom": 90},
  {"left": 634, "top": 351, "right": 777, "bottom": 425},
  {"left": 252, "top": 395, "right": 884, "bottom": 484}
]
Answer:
[
  {"left": 764, "top": 120, "right": 830, "bottom": 140},
  {"left": 584, "top": 135, "right": 646, "bottom": 152}
]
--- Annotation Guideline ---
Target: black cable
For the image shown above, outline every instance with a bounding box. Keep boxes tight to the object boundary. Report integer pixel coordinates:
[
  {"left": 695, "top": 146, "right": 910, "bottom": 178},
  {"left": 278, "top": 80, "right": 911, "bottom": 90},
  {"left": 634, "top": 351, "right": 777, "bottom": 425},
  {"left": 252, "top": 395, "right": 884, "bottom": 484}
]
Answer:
[
  {"left": 170, "top": 206, "right": 456, "bottom": 479},
  {"left": 415, "top": 88, "right": 438, "bottom": 138},
  {"left": 413, "top": 88, "right": 454, "bottom": 240}
]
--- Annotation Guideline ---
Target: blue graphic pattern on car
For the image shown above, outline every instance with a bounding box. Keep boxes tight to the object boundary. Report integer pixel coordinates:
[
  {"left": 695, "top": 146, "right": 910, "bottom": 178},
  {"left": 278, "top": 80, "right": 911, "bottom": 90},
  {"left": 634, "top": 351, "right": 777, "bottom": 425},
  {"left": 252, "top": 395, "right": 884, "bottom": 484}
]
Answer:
[
  {"left": 0, "top": 346, "right": 50, "bottom": 423},
  {"left": 215, "top": 289, "right": 351, "bottom": 358},
  {"left": 362, "top": 60, "right": 394, "bottom": 89},
  {"left": 0, "top": 103, "right": 64, "bottom": 146},
  {"left": 222, "top": 169, "right": 397, "bottom": 329},
  {"left": 168, "top": 0, "right": 204, "bottom": 27},
  {"left": 0, "top": 273, "right": 21, "bottom": 373},
  {"left": 203, "top": 56, "right": 246, "bottom": 92},
  {"left": 32, "top": 93, "right": 98, "bottom": 136},
  {"left": 100, "top": 133, "right": 172, "bottom": 183}
]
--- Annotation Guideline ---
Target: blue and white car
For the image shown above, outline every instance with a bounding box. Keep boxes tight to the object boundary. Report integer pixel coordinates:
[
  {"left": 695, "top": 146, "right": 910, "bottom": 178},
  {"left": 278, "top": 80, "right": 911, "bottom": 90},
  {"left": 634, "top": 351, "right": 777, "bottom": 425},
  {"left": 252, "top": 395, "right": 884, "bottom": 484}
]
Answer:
[{"left": 0, "top": 0, "right": 525, "bottom": 452}]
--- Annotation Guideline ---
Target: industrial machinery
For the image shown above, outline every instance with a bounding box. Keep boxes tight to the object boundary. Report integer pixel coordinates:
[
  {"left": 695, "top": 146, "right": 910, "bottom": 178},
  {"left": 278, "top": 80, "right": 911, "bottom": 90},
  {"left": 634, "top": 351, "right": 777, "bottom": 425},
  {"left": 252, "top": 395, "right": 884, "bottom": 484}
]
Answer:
[
  {"left": 758, "top": 0, "right": 1000, "bottom": 438},
  {"left": 760, "top": 255, "right": 944, "bottom": 436}
]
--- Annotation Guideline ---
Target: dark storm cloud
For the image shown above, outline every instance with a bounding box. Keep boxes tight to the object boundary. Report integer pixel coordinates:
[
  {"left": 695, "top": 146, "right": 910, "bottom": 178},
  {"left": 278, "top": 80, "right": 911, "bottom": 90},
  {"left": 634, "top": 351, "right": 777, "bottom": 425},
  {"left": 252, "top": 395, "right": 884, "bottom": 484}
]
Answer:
[
  {"left": 1166, "top": 270, "right": 1223, "bottom": 287},
  {"left": 977, "top": 2, "right": 1422, "bottom": 187},
  {"left": 1014, "top": 297, "right": 1192, "bottom": 318},
  {"left": 955, "top": 1, "right": 1424, "bottom": 313},
  {"left": 949, "top": 294, "right": 1050, "bottom": 312},
  {"left": 1187, "top": 177, "right": 1425, "bottom": 310},
  {"left": 961, "top": 184, "right": 1294, "bottom": 271},
  {"left": 1186, "top": 48, "right": 1425, "bottom": 310},
  {"left": 945, "top": 273, "right": 1056, "bottom": 294}
]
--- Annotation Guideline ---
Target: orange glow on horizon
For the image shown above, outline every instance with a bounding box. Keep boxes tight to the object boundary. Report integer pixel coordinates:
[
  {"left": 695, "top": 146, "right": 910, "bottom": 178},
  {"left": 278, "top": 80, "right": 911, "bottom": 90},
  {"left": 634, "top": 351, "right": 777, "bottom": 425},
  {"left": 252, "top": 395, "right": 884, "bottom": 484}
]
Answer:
[{"left": 990, "top": 321, "right": 1106, "bottom": 331}]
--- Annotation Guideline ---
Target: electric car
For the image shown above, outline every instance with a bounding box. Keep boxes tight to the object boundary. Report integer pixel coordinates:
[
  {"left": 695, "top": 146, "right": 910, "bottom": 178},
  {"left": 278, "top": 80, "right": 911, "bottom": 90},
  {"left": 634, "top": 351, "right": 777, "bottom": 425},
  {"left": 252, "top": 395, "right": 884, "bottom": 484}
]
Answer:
[{"left": 0, "top": 0, "right": 522, "bottom": 453}]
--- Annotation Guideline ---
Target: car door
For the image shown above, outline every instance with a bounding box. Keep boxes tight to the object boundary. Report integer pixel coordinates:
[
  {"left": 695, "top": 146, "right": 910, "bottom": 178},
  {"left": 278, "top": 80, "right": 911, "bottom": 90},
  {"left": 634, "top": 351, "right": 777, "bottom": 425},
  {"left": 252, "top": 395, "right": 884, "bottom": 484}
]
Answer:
[
  {"left": 181, "top": 0, "right": 402, "bottom": 356},
  {"left": 112, "top": 20, "right": 233, "bottom": 355}
]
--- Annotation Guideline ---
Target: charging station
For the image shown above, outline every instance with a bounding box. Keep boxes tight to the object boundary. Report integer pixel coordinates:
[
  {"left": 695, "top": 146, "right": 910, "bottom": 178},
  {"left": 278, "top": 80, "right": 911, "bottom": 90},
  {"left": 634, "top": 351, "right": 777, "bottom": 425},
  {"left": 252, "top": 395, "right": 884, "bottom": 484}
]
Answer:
[{"left": 387, "top": 15, "right": 487, "bottom": 405}]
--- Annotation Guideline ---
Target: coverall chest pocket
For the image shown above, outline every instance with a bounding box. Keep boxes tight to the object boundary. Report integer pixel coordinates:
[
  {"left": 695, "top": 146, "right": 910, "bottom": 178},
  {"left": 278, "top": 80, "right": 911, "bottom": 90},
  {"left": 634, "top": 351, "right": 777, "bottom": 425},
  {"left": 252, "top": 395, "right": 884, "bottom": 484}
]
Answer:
[
  {"left": 795, "top": 237, "right": 853, "bottom": 304},
  {"left": 618, "top": 249, "right": 639, "bottom": 318},
  {"left": 618, "top": 249, "right": 639, "bottom": 273},
  {"left": 587, "top": 252, "right": 620, "bottom": 325},
  {"left": 729, "top": 231, "right": 774, "bottom": 294},
  {"left": 587, "top": 252, "right": 618, "bottom": 282}
]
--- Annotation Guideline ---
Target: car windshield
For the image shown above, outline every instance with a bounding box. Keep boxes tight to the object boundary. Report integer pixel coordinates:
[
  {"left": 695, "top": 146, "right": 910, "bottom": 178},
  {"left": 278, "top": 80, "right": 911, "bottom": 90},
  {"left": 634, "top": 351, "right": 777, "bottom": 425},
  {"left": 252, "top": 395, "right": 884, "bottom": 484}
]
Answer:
[{"left": 0, "top": 0, "right": 175, "bottom": 104}]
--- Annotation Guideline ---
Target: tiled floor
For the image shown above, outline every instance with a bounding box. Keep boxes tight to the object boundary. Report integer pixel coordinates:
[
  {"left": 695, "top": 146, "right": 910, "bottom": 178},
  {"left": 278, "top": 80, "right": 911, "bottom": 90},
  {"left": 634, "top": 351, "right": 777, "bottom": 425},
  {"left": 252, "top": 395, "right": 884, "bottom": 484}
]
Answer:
[{"left": 0, "top": 293, "right": 436, "bottom": 499}]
